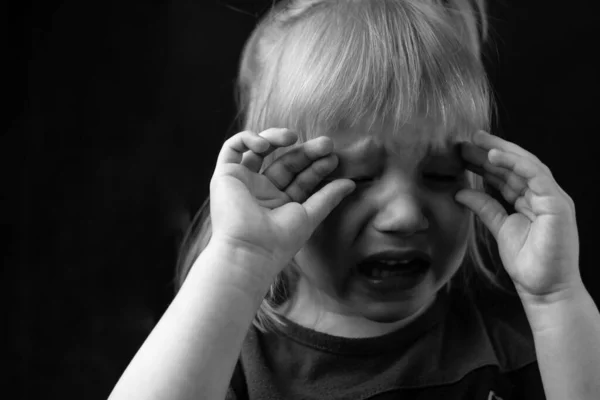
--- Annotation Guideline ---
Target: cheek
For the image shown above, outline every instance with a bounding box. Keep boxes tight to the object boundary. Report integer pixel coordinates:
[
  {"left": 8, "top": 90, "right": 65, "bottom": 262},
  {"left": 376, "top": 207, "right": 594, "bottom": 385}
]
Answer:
[
  {"left": 293, "top": 201, "right": 356, "bottom": 291},
  {"left": 431, "top": 197, "right": 471, "bottom": 270},
  {"left": 431, "top": 187, "right": 470, "bottom": 229}
]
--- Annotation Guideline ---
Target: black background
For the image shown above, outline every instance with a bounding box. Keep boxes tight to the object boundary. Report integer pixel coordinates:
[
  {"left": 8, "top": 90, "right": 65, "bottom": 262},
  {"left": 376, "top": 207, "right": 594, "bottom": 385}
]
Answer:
[{"left": 5, "top": 1, "right": 599, "bottom": 399}]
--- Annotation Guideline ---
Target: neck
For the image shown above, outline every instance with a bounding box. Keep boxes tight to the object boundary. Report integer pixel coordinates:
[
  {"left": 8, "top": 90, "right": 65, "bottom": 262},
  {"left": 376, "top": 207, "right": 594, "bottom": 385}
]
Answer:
[{"left": 281, "top": 279, "right": 436, "bottom": 338}]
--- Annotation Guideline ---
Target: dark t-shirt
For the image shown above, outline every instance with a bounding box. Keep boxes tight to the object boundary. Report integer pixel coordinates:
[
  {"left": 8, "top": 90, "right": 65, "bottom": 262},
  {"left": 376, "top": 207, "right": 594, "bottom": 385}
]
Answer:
[{"left": 227, "top": 288, "right": 546, "bottom": 399}]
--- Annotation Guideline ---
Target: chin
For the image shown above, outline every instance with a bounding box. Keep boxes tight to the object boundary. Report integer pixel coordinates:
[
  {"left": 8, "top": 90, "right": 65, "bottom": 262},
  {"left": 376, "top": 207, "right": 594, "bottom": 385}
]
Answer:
[{"left": 358, "top": 298, "right": 429, "bottom": 324}]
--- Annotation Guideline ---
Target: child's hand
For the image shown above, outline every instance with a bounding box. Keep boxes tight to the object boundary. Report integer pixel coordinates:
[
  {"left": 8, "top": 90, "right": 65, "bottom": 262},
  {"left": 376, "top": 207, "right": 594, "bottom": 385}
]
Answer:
[
  {"left": 457, "top": 131, "right": 581, "bottom": 304},
  {"left": 209, "top": 128, "right": 355, "bottom": 277}
]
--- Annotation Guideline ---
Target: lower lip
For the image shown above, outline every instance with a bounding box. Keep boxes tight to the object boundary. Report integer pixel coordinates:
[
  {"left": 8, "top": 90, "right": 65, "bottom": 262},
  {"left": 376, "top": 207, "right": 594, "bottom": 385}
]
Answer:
[{"left": 355, "top": 266, "right": 429, "bottom": 293}]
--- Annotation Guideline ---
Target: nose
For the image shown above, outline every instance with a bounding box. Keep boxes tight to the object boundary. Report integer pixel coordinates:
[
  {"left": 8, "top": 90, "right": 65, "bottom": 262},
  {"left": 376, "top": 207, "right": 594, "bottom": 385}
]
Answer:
[{"left": 371, "top": 182, "right": 429, "bottom": 236}]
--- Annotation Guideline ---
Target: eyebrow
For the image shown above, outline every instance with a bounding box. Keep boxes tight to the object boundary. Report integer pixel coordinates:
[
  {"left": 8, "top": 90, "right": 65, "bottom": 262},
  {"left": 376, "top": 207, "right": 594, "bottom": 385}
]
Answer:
[
  {"left": 427, "top": 144, "right": 460, "bottom": 158},
  {"left": 423, "top": 143, "right": 464, "bottom": 168},
  {"left": 336, "top": 138, "right": 464, "bottom": 171},
  {"left": 328, "top": 138, "right": 380, "bottom": 178}
]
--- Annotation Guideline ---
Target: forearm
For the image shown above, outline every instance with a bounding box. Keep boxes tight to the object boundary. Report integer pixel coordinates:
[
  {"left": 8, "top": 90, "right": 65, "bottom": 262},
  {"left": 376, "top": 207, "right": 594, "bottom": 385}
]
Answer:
[
  {"left": 108, "top": 242, "right": 276, "bottom": 400},
  {"left": 522, "top": 282, "right": 600, "bottom": 400}
]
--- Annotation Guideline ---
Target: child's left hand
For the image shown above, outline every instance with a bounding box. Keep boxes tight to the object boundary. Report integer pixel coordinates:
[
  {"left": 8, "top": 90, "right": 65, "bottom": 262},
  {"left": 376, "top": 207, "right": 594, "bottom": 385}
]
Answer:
[{"left": 456, "top": 131, "right": 582, "bottom": 304}]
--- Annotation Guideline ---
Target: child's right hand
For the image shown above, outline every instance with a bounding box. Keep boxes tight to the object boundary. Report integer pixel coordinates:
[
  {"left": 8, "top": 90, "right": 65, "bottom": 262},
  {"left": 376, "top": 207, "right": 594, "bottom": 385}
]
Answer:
[{"left": 208, "top": 128, "right": 356, "bottom": 278}]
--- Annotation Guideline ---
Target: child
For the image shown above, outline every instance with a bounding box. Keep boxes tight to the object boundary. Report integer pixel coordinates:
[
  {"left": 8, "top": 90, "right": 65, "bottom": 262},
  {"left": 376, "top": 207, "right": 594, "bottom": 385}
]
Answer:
[{"left": 109, "top": 1, "right": 600, "bottom": 399}]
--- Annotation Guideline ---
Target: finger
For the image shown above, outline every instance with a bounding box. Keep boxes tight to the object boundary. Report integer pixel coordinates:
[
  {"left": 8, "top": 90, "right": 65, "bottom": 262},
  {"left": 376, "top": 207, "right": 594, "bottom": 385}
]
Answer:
[
  {"left": 471, "top": 168, "right": 537, "bottom": 221},
  {"left": 262, "top": 136, "right": 335, "bottom": 190},
  {"left": 284, "top": 154, "right": 339, "bottom": 203},
  {"left": 473, "top": 140, "right": 570, "bottom": 206},
  {"left": 461, "top": 142, "right": 519, "bottom": 179},
  {"left": 240, "top": 152, "right": 265, "bottom": 173},
  {"left": 217, "top": 130, "right": 271, "bottom": 166},
  {"left": 455, "top": 188, "right": 508, "bottom": 239},
  {"left": 488, "top": 149, "right": 560, "bottom": 197},
  {"left": 472, "top": 131, "right": 552, "bottom": 176},
  {"left": 302, "top": 179, "right": 356, "bottom": 231},
  {"left": 488, "top": 150, "right": 572, "bottom": 218},
  {"left": 482, "top": 171, "right": 521, "bottom": 202},
  {"left": 461, "top": 142, "right": 529, "bottom": 198},
  {"left": 484, "top": 168, "right": 531, "bottom": 204},
  {"left": 241, "top": 128, "right": 298, "bottom": 172},
  {"left": 514, "top": 195, "right": 537, "bottom": 222}
]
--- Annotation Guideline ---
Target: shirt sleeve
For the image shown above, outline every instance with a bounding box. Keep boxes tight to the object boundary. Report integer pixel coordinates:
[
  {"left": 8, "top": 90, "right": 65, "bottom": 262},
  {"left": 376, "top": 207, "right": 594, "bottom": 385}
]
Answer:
[{"left": 509, "top": 361, "right": 547, "bottom": 400}]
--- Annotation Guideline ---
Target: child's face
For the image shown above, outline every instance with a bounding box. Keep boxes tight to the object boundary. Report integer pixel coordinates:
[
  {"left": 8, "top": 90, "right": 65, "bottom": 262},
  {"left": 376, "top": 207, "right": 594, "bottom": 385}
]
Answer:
[{"left": 292, "top": 117, "right": 471, "bottom": 323}]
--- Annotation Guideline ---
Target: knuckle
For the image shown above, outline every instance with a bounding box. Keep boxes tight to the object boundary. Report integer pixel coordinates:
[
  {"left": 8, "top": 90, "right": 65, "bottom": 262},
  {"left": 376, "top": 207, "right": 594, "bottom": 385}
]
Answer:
[
  {"left": 531, "top": 157, "right": 552, "bottom": 176},
  {"left": 564, "top": 193, "right": 576, "bottom": 210},
  {"left": 215, "top": 163, "right": 241, "bottom": 179},
  {"left": 294, "top": 174, "right": 313, "bottom": 193},
  {"left": 540, "top": 164, "right": 553, "bottom": 177},
  {"left": 480, "top": 199, "right": 499, "bottom": 218},
  {"left": 289, "top": 185, "right": 307, "bottom": 204},
  {"left": 235, "top": 130, "right": 254, "bottom": 141},
  {"left": 541, "top": 174, "right": 556, "bottom": 188},
  {"left": 531, "top": 155, "right": 543, "bottom": 165},
  {"left": 261, "top": 127, "right": 286, "bottom": 135},
  {"left": 281, "top": 154, "right": 305, "bottom": 173},
  {"left": 223, "top": 136, "right": 234, "bottom": 147},
  {"left": 312, "top": 159, "right": 333, "bottom": 176}
]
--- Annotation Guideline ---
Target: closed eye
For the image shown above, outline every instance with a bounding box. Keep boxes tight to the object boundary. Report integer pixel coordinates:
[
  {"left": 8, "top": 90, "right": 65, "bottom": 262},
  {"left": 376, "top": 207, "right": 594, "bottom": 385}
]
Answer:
[
  {"left": 351, "top": 176, "right": 374, "bottom": 184},
  {"left": 423, "top": 174, "right": 462, "bottom": 185}
]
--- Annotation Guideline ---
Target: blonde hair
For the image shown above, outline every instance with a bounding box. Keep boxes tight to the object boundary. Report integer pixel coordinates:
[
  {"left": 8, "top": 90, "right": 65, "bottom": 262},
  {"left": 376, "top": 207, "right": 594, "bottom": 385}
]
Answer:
[{"left": 176, "top": 0, "right": 514, "bottom": 333}]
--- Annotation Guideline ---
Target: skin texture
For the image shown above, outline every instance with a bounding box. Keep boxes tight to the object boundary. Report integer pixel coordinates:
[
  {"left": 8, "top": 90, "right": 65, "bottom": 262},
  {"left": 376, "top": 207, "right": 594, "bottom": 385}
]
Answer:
[{"left": 284, "top": 119, "right": 472, "bottom": 336}]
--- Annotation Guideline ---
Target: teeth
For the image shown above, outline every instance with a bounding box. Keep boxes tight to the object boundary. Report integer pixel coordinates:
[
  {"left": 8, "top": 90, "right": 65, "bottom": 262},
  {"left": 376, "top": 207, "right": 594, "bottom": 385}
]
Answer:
[
  {"left": 362, "top": 258, "right": 427, "bottom": 280},
  {"left": 368, "top": 267, "right": 416, "bottom": 280},
  {"left": 378, "top": 259, "right": 412, "bottom": 266},
  {"left": 369, "top": 267, "right": 416, "bottom": 280}
]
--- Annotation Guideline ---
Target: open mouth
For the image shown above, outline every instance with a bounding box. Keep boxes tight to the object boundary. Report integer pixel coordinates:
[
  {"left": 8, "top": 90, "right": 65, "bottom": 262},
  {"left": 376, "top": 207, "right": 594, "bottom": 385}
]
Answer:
[{"left": 357, "top": 258, "right": 431, "bottom": 280}]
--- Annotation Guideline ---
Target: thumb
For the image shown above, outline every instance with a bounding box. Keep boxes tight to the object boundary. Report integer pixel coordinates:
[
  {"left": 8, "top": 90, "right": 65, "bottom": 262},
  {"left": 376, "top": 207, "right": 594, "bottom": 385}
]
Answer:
[
  {"left": 455, "top": 188, "right": 507, "bottom": 240},
  {"left": 303, "top": 179, "right": 356, "bottom": 231},
  {"left": 268, "top": 179, "right": 355, "bottom": 255}
]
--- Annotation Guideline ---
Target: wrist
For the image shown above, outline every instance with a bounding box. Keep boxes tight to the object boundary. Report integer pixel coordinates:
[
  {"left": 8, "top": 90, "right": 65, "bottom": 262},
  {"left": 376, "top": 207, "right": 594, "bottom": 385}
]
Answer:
[
  {"left": 517, "top": 277, "right": 586, "bottom": 308},
  {"left": 520, "top": 280, "right": 590, "bottom": 333},
  {"left": 194, "top": 238, "right": 283, "bottom": 293}
]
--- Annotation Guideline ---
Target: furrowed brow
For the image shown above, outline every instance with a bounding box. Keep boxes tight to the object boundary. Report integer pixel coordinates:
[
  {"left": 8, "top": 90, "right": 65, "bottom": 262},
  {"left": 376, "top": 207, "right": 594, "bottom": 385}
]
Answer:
[{"left": 422, "top": 142, "right": 464, "bottom": 169}]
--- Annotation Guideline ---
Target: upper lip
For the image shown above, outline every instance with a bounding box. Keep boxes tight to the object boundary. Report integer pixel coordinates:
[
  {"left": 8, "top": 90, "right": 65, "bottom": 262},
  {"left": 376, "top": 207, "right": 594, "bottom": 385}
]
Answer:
[{"left": 359, "top": 249, "right": 432, "bottom": 264}]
